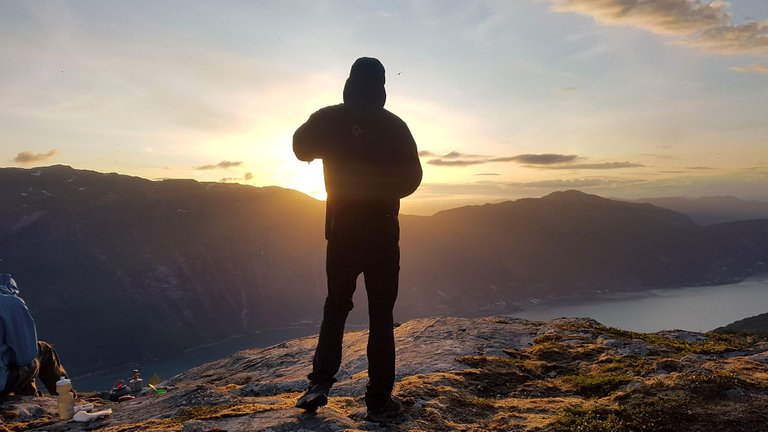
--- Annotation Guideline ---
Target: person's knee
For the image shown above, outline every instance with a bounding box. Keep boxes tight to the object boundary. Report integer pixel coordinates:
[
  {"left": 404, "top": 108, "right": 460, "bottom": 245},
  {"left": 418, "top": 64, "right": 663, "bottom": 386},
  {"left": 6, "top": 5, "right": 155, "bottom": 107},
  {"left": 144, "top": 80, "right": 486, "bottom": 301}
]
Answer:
[{"left": 324, "top": 296, "right": 354, "bottom": 316}]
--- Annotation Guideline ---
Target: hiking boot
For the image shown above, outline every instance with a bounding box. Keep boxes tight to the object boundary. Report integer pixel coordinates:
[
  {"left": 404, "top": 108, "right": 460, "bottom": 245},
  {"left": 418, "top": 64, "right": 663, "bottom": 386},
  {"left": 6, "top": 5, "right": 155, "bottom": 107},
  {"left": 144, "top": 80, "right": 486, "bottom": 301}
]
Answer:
[
  {"left": 295, "top": 383, "right": 330, "bottom": 411},
  {"left": 365, "top": 395, "right": 403, "bottom": 423}
]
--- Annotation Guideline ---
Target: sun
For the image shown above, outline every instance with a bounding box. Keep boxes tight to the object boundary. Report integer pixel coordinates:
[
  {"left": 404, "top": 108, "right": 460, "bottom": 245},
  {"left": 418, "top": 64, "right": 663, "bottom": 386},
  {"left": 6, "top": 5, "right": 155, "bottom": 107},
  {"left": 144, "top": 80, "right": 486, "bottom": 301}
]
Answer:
[{"left": 288, "top": 160, "right": 327, "bottom": 201}]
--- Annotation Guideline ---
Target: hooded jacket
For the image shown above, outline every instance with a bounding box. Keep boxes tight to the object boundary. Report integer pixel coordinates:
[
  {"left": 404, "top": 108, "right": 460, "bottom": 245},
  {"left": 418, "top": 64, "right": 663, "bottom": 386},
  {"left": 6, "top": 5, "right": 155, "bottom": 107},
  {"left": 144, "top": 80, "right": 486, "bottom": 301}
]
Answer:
[
  {"left": 0, "top": 274, "right": 38, "bottom": 392},
  {"left": 293, "top": 58, "right": 422, "bottom": 243}
]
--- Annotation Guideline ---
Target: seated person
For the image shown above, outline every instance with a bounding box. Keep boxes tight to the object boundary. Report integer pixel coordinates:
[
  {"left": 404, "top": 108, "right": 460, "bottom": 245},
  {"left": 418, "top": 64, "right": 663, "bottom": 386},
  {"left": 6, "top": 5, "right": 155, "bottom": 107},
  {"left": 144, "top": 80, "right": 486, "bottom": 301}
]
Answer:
[{"left": 1, "top": 273, "right": 73, "bottom": 401}]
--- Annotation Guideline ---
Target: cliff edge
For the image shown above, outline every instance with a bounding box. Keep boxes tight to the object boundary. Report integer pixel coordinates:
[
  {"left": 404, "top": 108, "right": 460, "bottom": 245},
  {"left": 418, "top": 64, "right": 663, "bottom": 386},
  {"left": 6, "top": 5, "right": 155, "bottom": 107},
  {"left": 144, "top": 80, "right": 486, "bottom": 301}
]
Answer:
[{"left": 3, "top": 316, "right": 768, "bottom": 431}]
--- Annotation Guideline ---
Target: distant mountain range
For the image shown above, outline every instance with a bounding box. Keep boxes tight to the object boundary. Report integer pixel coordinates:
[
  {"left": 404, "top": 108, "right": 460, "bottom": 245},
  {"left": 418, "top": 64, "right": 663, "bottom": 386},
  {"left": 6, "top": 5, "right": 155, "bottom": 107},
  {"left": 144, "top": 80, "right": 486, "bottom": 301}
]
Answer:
[
  {"left": 636, "top": 196, "right": 768, "bottom": 226},
  {"left": 2, "top": 165, "right": 767, "bottom": 377}
]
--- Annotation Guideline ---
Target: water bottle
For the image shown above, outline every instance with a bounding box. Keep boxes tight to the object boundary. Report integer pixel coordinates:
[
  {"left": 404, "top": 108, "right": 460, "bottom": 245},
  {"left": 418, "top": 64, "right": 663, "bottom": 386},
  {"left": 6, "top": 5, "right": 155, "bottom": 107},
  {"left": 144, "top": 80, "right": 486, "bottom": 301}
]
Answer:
[
  {"left": 56, "top": 377, "right": 74, "bottom": 420},
  {"left": 129, "top": 369, "right": 143, "bottom": 393}
]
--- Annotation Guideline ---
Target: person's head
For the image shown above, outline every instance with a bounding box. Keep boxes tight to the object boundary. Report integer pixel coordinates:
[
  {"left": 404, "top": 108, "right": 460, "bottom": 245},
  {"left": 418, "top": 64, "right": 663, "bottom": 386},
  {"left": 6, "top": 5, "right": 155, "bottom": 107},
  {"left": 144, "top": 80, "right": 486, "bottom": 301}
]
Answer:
[
  {"left": 0, "top": 273, "right": 19, "bottom": 296},
  {"left": 343, "top": 57, "right": 386, "bottom": 109}
]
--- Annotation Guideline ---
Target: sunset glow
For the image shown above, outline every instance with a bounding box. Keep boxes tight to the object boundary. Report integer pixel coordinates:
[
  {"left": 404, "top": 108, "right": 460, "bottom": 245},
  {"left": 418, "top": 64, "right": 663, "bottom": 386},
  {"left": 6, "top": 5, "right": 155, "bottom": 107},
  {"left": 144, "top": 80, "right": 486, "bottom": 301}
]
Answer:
[{"left": 2, "top": 1, "right": 767, "bottom": 214}]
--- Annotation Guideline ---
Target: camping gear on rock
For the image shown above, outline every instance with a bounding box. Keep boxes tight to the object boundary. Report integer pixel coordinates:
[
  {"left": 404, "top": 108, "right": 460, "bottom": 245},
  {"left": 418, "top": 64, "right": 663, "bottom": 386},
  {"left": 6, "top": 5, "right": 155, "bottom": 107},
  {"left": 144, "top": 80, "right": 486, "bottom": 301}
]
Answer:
[
  {"left": 73, "top": 403, "right": 94, "bottom": 413},
  {"left": 56, "top": 377, "right": 74, "bottom": 420},
  {"left": 73, "top": 408, "right": 112, "bottom": 422},
  {"left": 129, "top": 369, "right": 143, "bottom": 393},
  {"left": 108, "top": 380, "right": 133, "bottom": 402}
]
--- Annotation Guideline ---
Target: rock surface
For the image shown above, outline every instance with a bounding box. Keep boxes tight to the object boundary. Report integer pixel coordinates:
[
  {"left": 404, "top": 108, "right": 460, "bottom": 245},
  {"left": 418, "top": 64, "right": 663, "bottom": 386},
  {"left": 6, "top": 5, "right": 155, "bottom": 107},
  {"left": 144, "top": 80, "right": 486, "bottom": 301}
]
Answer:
[{"left": 3, "top": 315, "right": 768, "bottom": 431}]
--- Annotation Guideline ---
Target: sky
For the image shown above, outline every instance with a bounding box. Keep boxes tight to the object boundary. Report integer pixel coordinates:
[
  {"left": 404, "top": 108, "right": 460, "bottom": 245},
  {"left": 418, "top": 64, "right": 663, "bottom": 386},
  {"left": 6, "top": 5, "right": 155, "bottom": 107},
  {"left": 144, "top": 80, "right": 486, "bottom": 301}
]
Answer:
[{"left": 2, "top": 0, "right": 767, "bottom": 215}]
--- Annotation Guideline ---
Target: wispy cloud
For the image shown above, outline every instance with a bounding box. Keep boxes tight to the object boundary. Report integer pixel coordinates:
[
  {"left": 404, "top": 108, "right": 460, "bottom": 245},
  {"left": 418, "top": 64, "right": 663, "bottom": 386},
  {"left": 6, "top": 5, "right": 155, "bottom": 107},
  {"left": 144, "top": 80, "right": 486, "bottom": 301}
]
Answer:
[
  {"left": 507, "top": 178, "right": 644, "bottom": 188},
  {"left": 423, "top": 150, "right": 642, "bottom": 171},
  {"left": 424, "top": 151, "right": 580, "bottom": 167},
  {"left": 220, "top": 171, "right": 254, "bottom": 183},
  {"left": 194, "top": 160, "right": 244, "bottom": 170},
  {"left": 442, "top": 151, "right": 487, "bottom": 159},
  {"left": 428, "top": 159, "right": 487, "bottom": 167},
  {"left": 492, "top": 154, "right": 579, "bottom": 164},
  {"left": 13, "top": 149, "right": 59, "bottom": 164},
  {"left": 730, "top": 64, "right": 768, "bottom": 74},
  {"left": 549, "top": 0, "right": 768, "bottom": 55},
  {"left": 531, "top": 161, "right": 645, "bottom": 170}
]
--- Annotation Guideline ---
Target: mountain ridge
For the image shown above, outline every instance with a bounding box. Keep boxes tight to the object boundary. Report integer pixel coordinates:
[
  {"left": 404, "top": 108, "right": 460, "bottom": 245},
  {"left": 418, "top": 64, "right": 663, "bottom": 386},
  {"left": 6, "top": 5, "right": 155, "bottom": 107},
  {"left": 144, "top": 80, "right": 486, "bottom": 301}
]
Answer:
[{"left": 1, "top": 165, "right": 767, "bottom": 381}]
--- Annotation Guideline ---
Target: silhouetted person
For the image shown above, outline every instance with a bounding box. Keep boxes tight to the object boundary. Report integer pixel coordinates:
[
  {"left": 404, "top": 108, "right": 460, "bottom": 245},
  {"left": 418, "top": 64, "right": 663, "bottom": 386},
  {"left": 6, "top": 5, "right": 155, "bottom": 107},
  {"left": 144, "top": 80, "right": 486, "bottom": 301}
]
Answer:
[
  {"left": 293, "top": 57, "right": 422, "bottom": 421},
  {"left": 0, "top": 274, "right": 73, "bottom": 402}
]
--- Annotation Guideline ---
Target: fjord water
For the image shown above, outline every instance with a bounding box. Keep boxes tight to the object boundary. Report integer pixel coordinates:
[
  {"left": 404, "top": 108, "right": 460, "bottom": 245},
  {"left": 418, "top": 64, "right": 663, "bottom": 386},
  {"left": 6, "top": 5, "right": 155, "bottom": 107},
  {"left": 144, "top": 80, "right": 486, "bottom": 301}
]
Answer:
[
  {"left": 512, "top": 277, "right": 768, "bottom": 333},
  {"left": 73, "top": 326, "right": 320, "bottom": 392},
  {"left": 75, "top": 278, "right": 767, "bottom": 391}
]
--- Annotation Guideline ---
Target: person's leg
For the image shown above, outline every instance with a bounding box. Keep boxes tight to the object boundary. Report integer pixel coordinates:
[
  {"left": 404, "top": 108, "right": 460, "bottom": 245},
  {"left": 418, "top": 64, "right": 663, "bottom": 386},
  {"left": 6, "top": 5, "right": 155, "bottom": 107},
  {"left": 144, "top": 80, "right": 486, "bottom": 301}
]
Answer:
[
  {"left": 36, "top": 341, "right": 71, "bottom": 396},
  {"left": 308, "top": 241, "right": 360, "bottom": 387},
  {"left": 362, "top": 242, "right": 400, "bottom": 409}
]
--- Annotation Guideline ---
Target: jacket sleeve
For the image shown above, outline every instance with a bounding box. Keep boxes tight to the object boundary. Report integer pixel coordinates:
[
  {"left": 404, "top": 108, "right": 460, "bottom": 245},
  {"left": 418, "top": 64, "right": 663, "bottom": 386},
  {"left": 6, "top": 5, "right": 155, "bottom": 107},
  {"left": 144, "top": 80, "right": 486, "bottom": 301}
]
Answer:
[
  {"left": 392, "top": 122, "right": 422, "bottom": 199},
  {"left": 2, "top": 297, "right": 39, "bottom": 366},
  {"left": 293, "top": 110, "right": 329, "bottom": 162}
]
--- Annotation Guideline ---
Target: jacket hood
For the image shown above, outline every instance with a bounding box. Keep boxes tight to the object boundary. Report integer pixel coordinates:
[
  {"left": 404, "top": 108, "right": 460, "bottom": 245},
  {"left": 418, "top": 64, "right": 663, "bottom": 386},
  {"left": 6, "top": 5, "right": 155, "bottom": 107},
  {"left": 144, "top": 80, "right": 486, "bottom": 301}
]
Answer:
[
  {"left": 0, "top": 273, "right": 18, "bottom": 296},
  {"left": 343, "top": 57, "right": 386, "bottom": 109}
]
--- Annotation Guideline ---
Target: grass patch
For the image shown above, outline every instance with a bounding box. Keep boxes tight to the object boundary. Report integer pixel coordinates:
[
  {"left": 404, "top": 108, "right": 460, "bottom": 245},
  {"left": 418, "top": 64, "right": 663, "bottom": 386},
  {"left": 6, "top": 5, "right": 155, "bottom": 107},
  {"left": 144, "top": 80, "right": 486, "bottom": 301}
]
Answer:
[
  {"left": 674, "top": 371, "right": 748, "bottom": 400},
  {"left": 562, "top": 374, "right": 634, "bottom": 398},
  {"left": 559, "top": 322, "right": 757, "bottom": 354},
  {"left": 456, "top": 355, "right": 538, "bottom": 397},
  {"left": 551, "top": 399, "right": 690, "bottom": 432}
]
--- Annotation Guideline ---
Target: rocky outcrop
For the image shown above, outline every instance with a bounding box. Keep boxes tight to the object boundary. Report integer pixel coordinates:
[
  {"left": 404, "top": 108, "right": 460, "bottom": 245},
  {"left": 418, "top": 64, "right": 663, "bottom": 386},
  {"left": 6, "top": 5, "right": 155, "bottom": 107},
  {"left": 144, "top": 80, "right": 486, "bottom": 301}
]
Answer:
[{"left": 3, "top": 316, "right": 768, "bottom": 431}]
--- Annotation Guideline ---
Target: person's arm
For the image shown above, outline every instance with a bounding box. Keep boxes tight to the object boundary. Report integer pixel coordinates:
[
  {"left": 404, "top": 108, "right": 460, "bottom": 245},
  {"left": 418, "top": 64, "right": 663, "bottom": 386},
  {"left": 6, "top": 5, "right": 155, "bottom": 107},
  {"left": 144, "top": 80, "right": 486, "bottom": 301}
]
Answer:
[
  {"left": 392, "top": 122, "right": 422, "bottom": 199},
  {"left": 3, "top": 297, "right": 38, "bottom": 366},
  {"left": 293, "top": 109, "right": 331, "bottom": 162}
]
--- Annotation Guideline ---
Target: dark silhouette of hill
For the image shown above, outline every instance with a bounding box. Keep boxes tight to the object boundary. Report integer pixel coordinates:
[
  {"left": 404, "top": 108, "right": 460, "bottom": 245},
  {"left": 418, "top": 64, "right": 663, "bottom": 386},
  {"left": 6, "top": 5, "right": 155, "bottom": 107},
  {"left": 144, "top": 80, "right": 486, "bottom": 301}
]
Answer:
[
  {"left": 716, "top": 312, "right": 768, "bottom": 335},
  {"left": 1, "top": 165, "right": 327, "bottom": 377},
  {"left": 637, "top": 196, "right": 768, "bottom": 225},
  {"left": 1, "top": 166, "right": 767, "bottom": 380},
  {"left": 399, "top": 190, "right": 767, "bottom": 316}
]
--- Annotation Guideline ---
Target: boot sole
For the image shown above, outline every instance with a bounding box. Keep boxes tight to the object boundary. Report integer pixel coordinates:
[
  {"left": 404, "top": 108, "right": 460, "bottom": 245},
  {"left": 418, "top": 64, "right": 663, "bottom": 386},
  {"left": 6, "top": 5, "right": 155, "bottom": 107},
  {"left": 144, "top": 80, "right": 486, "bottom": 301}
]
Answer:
[{"left": 296, "top": 393, "right": 328, "bottom": 411}]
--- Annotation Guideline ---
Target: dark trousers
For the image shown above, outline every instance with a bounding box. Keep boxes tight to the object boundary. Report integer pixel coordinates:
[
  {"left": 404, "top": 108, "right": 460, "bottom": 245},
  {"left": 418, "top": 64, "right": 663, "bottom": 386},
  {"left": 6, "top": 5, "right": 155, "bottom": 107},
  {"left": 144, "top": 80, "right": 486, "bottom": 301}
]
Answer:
[
  {"left": 308, "top": 239, "right": 400, "bottom": 409},
  {"left": 0, "top": 341, "right": 70, "bottom": 401}
]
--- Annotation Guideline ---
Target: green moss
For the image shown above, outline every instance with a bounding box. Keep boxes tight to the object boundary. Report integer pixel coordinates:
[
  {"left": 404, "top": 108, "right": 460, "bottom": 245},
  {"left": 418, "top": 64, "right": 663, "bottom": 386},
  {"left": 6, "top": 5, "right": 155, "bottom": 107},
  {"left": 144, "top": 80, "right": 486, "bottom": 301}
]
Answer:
[
  {"left": 562, "top": 374, "right": 634, "bottom": 398},
  {"left": 552, "top": 399, "right": 691, "bottom": 432},
  {"left": 675, "top": 371, "right": 748, "bottom": 400},
  {"left": 559, "top": 322, "right": 756, "bottom": 354},
  {"left": 593, "top": 355, "right": 649, "bottom": 375}
]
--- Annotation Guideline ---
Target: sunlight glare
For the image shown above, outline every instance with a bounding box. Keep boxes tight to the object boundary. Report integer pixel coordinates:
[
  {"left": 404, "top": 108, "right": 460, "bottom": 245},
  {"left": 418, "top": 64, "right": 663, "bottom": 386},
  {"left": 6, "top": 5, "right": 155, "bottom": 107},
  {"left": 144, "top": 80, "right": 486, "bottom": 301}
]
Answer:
[{"left": 287, "top": 160, "right": 327, "bottom": 200}]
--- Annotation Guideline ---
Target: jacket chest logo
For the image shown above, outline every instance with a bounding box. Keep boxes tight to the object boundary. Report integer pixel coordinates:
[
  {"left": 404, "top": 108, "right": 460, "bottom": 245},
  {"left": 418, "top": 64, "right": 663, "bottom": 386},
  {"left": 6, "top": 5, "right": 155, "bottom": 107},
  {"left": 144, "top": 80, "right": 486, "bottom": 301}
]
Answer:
[{"left": 352, "top": 125, "right": 363, "bottom": 136}]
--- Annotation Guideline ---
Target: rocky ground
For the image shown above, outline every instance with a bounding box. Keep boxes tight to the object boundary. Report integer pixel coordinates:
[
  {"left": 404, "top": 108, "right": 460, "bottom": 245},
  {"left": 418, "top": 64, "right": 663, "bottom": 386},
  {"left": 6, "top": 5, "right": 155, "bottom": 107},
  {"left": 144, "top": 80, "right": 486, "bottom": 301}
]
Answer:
[{"left": 3, "top": 316, "right": 768, "bottom": 431}]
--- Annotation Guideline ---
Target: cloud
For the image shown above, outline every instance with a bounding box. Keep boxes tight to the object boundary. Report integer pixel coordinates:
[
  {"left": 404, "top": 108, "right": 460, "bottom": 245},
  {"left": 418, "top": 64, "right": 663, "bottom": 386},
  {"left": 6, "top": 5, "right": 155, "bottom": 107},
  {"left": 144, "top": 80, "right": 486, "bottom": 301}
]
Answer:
[
  {"left": 531, "top": 161, "right": 645, "bottom": 170},
  {"left": 13, "top": 149, "right": 59, "bottom": 164},
  {"left": 443, "top": 151, "right": 486, "bottom": 159},
  {"left": 194, "top": 160, "right": 244, "bottom": 170},
  {"left": 548, "top": 0, "right": 768, "bottom": 55},
  {"left": 220, "top": 171, "right": 254, "bottom": 183},
  {"left": 428, "top": 158, "right": 488, "bottom": 167},
  {"left": 476, "top": 173, "right": 501, "bottom": 176},
  {"left": 507, "top": 178, "right": 644, "bottom": 188},
  {"left": 730, "top": 64, "right": 768, "bottom": 74},
  {"left": 427, "top": 152, "right": 580, "bottom": 167},
  {"left": 420, "top": 150, "right": 488, "bottom": 161},
  {"left": 686, "top": 166, "right": 714, "bottom": 170},
  {"left": 492, "top": 154, "right": 580, "bottom": 164}
]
